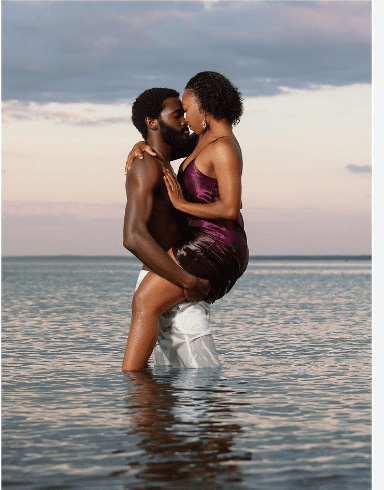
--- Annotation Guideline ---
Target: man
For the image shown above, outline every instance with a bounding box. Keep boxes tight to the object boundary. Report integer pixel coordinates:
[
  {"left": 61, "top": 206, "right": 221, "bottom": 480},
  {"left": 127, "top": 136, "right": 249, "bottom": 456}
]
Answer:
[{"left": 122, "top": 88, "right": 221, "bottom": 370}]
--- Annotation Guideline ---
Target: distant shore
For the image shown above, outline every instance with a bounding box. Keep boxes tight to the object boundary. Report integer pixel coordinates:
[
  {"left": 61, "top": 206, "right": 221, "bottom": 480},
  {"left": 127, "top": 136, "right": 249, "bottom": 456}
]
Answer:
[
  {"left": 248, "top": 255, "right": 372, "bottom": 261},
  {"left": 2, "top": 255, "right": 372, "bottom": 261}
]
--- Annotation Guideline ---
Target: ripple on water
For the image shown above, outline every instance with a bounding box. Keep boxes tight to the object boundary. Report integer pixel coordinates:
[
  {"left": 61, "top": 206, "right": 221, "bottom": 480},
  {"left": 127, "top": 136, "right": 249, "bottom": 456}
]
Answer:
[{"left": 1, "top": 258, "right": 371, "bottom": 489}]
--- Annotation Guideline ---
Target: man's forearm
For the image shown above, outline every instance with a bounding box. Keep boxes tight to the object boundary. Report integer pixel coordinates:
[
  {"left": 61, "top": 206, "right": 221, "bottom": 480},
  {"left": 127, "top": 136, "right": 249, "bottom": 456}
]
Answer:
[{"left": 123, "top": 227, "right": 196, "bottom": 290}]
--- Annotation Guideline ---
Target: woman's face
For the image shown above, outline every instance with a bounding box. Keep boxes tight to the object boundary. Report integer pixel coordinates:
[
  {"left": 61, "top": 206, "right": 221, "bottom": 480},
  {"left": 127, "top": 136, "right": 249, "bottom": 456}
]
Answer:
[{"left": 181, "top": 89, "right": 205, "bottom": 135}]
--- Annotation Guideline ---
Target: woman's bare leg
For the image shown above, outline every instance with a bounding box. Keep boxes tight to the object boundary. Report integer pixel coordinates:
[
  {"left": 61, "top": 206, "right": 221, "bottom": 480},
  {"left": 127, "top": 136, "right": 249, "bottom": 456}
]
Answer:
[{"left": 122, "top": 267, "right": 185, "bottom": 371}]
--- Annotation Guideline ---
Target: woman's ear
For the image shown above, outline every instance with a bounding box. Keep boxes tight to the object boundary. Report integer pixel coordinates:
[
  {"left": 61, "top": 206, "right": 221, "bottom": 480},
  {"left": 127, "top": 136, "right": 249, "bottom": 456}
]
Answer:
[{"left": 205, "top": 112, "right": 214, "bottom": 126}]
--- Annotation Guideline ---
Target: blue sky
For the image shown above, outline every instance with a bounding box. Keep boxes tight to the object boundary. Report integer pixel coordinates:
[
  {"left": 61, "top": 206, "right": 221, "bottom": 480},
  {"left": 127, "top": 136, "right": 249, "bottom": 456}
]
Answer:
[{"left": 1, "top": 1, "right": 372, "bottom": 256}]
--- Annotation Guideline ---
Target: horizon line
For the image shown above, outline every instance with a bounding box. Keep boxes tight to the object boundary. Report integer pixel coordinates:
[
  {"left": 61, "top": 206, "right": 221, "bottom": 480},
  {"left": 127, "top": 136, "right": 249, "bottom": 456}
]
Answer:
[{"left": 1, "top": 254, "right": 372, "bottom": 261}]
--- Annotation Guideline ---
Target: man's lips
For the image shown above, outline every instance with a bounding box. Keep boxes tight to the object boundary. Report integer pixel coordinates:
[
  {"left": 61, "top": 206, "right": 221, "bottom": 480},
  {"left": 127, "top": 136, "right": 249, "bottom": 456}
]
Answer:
[{"left": 180, "top": 128, "right": 190, "bottom": 137}]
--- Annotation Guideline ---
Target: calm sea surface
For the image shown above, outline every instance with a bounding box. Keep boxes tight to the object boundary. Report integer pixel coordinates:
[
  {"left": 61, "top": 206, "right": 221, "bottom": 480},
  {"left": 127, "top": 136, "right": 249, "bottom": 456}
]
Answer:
[{"left": 2, "top": 256, "right": 371, "bottom": 489}]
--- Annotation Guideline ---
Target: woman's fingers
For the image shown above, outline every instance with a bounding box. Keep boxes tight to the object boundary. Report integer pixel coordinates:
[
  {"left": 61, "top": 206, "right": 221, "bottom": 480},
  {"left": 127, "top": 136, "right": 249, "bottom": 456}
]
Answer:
[
  {"left": 135, "top": 143, "right": 156, "bottom": 159},
  {"left": 145, "top": 145, "right": 157, "bottom": 156},
  {"left": 125, "top": 158, "right": 133, "bottom": 175},
  {"left": 163, "top": 175, "right": 172, "bottom": 192},
  {"left": 125, "top": 152, "right": 140, "bottom": 174},
  {"left": 163, "top": 174, "right": 177, "bottom": 199},
  {"left": 164, "top": 169, "right": 180, "bottom": 189},
  {"left": 163, "top": 169, "right": 177, "bottom": 192},
  {"left": 163, "top": 169, "right": 185, "bottom": 211},
  {"left": 125, "top": 144, "right": 157, "bottom": 175}
]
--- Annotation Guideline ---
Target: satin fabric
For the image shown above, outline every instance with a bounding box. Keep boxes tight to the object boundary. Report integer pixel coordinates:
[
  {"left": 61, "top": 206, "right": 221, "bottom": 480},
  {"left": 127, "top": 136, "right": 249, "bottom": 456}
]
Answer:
[
  {"left": 177, "top": 159, "right": 245, "bottom": 247},
  {"left": 172, "top": 159, "right": 249, "bottom": 304}
]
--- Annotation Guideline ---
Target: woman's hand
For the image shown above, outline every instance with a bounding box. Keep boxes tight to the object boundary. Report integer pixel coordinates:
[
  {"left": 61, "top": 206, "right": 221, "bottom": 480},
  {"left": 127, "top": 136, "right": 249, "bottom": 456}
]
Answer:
[
  {"left": 125, "top": 142, "right": 156, "bottom": 174},
  {"left": 163, "top": 168, "right": 187, "bottom": 210}
]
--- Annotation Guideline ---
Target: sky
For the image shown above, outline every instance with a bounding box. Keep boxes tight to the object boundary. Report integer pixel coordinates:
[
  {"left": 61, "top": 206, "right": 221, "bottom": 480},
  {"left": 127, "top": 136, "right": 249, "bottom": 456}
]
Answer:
[{"left": 1, "top": 0, "right": 373, "bottom": 256}]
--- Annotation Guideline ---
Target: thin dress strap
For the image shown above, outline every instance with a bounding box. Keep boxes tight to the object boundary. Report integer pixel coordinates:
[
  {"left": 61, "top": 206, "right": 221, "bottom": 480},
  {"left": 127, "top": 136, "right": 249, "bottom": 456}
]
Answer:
[{"left": 192, "top": 135, "right": 236, "bottom": 160}]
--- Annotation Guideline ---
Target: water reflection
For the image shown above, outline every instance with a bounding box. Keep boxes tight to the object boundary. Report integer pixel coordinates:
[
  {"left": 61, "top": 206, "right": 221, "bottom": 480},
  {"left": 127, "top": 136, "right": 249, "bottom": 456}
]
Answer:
[
  {"left": 122, "top": 368, "right": 249, "bottom": 488},
  {"left": 2, "top": 258, "right": 371, "bottom": 489}
]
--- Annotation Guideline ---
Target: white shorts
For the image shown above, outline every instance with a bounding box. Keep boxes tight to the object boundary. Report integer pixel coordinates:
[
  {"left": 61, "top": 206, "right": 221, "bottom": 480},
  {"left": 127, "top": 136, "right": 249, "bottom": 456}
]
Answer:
[{"left": 135, "top": 270, "right": 221, "bottom": 368}]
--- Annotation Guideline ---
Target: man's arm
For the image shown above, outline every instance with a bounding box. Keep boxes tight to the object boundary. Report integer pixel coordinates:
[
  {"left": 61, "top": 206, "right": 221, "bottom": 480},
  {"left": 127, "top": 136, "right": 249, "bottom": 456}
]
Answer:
[{"left": 123, "top": 155, "right": 208, "bottom": 298}]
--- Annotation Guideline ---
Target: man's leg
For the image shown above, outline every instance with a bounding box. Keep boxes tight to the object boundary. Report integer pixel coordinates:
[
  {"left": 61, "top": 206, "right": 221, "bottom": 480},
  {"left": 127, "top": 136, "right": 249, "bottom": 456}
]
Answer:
[
  {"left": 131, "top": 270, "right": 221, "bottom": 368},
  {"left": 122, "top": 271, "right": 185, "bottom": 371},
  {"left": 154, "top": 302, "right": 221, "bottom": 368}
]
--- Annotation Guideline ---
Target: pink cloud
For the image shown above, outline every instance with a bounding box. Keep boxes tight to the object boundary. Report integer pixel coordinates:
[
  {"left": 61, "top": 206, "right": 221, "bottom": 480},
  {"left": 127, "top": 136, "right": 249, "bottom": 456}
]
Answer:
[
  {"left": 2, "top": 101, "right": 131, "bottom": 126},
  {"left": 219, "top": 3, "right": 370, "bottom": 45}
]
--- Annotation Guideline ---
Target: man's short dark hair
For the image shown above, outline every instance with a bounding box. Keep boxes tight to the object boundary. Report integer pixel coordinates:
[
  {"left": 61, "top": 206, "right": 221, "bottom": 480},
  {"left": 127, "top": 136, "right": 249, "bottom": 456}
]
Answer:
[{"left": 131, "top": 88, "right": 180, "bottom": 139}]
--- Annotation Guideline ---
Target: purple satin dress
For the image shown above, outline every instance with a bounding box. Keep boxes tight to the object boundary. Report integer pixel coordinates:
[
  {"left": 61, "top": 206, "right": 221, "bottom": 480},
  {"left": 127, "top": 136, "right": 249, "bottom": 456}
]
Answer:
[{"left": 172, "top": 158, "right": 249, "bottom": 304}]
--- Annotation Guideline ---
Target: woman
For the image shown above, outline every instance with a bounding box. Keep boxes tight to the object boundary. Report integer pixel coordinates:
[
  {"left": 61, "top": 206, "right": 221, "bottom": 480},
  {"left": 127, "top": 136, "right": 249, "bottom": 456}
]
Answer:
[{"left": 123, "top": 71, "right": 249, "bottom": 371}]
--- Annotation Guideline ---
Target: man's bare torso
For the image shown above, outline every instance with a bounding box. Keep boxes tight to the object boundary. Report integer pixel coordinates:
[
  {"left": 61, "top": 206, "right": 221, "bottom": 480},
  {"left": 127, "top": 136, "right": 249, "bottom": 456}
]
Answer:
[
  {"left": 148, "top": 182, "right": 181, "bottom": 248},
  {"left": 141, "top": 161, "right": 183, "bottom": 271}
]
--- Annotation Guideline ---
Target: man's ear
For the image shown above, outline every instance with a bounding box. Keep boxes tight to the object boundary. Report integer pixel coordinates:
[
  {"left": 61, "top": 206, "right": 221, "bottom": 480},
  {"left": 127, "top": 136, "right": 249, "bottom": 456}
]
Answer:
[{"left": 145, "top": 117, "right": 159, "bottom": 131}]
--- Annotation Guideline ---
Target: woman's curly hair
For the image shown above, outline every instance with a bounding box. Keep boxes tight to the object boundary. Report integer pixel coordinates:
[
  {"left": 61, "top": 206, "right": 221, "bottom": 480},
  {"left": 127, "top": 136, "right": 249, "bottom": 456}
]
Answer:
[
  {"left": 131, "top": 87, "right": 180, "bottom": 139},
  {"left": 185, "top": 71, "right": 243, "bottom": 126}
]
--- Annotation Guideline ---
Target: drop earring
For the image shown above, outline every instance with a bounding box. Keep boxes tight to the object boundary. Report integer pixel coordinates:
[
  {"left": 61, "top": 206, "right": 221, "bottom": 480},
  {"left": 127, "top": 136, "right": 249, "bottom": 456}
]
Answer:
[{"left": 201, "top": 119, "right": 207, "bottom": 129}]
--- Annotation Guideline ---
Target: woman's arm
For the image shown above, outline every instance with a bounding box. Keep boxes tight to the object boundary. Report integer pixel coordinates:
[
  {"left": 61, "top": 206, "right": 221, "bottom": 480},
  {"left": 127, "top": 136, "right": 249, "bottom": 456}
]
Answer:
[
  {"left": 163, "top": 139, "right": 242, "bottom": 221},
  {"left": 125, "top": 133, "right": 198, "bottom": 174},
  {"left": 125, "top": 142, "right": 156, "bottom": 174}
]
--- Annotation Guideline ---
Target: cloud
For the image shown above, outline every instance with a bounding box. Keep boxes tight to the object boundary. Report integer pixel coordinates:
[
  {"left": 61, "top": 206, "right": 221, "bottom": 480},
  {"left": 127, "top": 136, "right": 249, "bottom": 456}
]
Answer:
[
  {"left": 1, "top": 1, "right": 371, "bottom": 103},
  {"left": 345, "top": 164, "right": 372, "bottom": 174},
  {"left": 2, "top": 100, "right": 132, "bottom": 126}
]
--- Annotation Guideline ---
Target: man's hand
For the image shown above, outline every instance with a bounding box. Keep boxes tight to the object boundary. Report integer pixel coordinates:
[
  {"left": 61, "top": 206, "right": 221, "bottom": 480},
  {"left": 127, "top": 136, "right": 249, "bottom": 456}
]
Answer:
[
  {"left": 125, "top": 142, "right": 156, "bottom": 174},
  {"left": 184, "top": 277, "right": 211, "bottom": 302}
]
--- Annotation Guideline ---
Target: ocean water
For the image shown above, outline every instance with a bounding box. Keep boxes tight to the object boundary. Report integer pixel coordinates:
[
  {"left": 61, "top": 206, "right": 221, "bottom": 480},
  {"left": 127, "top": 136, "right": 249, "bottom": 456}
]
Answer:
[{"left": 2, "top": 256, "right": 371, "bottom": 489}]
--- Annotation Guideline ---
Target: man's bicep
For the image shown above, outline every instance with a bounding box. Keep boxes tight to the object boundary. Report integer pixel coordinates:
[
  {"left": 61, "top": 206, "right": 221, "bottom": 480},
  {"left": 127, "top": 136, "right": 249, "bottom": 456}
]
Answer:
[
  {"left": 125, "top": 187, "right": 152, "bottom": 228},
  {"left": 125, "top": 160, "right": 161, "bottom": 224}
]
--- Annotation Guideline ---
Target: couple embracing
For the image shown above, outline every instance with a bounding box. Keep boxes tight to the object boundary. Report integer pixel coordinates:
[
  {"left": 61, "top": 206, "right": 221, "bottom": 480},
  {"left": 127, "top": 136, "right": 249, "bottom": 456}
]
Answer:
[{"left": 122, "top": 71, "right": 249, "bottom": 371}]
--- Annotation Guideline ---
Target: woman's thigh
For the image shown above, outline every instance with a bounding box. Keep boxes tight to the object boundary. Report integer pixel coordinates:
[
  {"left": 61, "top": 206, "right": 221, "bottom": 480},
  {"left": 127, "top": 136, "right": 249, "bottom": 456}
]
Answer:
[{"left": 132, "top": 268, "right": 185, "bottom": 317}]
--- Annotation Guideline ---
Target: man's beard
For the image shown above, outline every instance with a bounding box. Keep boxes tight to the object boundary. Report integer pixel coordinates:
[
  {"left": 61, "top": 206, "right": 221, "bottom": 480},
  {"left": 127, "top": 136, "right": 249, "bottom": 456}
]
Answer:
[{"left": 159, "top": 119, "right": 190, "bottom": 150}]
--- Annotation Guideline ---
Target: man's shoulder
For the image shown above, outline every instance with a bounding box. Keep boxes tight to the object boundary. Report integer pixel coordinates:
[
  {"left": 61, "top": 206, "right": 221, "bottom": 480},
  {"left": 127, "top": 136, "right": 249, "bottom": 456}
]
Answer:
[
  {"left": 128, "top": 153, "right": 163, "bottom": 183},
  {"left": 131, "top": 152, "right": 162, "bottom": 171}
]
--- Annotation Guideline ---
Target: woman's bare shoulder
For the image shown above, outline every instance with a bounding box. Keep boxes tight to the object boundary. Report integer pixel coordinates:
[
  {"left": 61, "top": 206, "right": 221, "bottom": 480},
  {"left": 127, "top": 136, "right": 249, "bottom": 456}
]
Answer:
[{"left": 209, "top": 135, "right": 242, "bottom": 163}]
